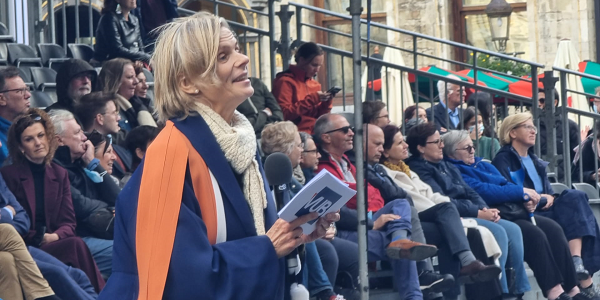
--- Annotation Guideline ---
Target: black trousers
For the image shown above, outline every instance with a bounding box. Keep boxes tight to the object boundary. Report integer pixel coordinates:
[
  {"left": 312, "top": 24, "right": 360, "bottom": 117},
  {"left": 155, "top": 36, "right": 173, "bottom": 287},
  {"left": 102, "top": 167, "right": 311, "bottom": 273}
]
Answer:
[
  {"left": 419, "top": 202, "right": 471, "bottom": 255},
  {"left": 513, "top": 215, "right": 578, "bottom": 297},
  {"left": 421, "top": 202, "right": 502, "bottom": 300}
]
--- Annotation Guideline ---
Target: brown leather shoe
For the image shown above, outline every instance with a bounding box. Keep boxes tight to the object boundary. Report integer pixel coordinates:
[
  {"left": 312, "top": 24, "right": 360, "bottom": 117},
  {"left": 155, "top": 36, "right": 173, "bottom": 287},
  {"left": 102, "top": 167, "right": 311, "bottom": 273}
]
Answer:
[
  {"left": 385, "top": 239, "right": 438, "bottom": 261},
  {"left": 459, "top": 260, "right": 501, "bottom": 283}
]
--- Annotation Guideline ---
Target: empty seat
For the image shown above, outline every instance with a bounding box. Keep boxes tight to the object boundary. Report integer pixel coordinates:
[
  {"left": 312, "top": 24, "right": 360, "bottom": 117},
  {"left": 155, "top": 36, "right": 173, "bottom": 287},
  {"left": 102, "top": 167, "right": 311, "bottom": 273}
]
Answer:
[
  {"left": 30, "top": 67, "right": 57, "bottom": 91},
  {"left": 0, "top": 23, "right": 13, "bottom": 66},
  {"left": 0, "top": 22, "right": 8, "bottom": 35},
  {"left": 572, "top": 182, "right": 600, "bottom": 200},
  {"left": 550, "top": 182, "right": 571, "bottom": 195},
  {"left": 17, "top": 67, "right": 34, "bottom": 88},
  {"left": 29, "top": 91, "right": 56, "bottom": 109},
  {"left": 67, "top": 43, "right": 94, "bottom": 62},
  {"left": 6, "top": 43, "right": 42, "bottom": 67},
  {"left": 547, "top": 172, "right": 558, "bottom": 183},
  {"left": 37, "top": 43, "right": 69, "bottom": 71}
]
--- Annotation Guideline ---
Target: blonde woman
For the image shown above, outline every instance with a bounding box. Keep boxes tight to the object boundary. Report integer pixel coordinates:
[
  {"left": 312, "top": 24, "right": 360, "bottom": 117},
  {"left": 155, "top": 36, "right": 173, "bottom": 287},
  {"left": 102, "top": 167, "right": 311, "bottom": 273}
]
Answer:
[
  {"left": 97, "top": 12, "right": 338, "bottom": 300},
  {"left": 493, "top": 112, "right": 600, "bottom": 300}
]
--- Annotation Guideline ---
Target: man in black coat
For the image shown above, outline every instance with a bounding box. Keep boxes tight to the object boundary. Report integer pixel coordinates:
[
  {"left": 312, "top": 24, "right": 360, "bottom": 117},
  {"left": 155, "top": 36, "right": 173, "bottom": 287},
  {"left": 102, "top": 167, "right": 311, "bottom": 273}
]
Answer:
[
  {"left": 236, "top": 77, "right": 284, "bottom": 139},
  {"left": 537, "top": 89, "right": 580, "bottom": 182},
  {"left": 49, "top": 109, "right": 117, "bottom": 278},
  {"left": 46, "top": 59, "right": 96, "bottom": 113},
  {"left": 426, "top": 75, "right": 466, "bottom": 132}
]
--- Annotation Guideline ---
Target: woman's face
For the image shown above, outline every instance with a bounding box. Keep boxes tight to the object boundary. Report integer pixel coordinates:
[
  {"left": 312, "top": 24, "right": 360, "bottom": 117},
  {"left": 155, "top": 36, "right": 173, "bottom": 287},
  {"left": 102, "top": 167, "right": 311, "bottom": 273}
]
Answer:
[
  {"left": 135, "top": 72, "right": 148, "bottom": 98},
  {"left": 20, "top": 123, "right": 49, "bottom": 164},
  {"left": 199, "top": 27, "right": 253, "bottom": 109},
  {"left": 299, "top": 54, "right": 324, "bottom": 78},
  {"left": 510, "top": 119, "right": 537, "bottom": 148},
  {"left": 95, "top": 142, "right": 117, "bottom": 175},
  {"left": 418, "top": 130, "right": 444, "bottom": 163},
  {"left": 300, "top": 138, "right": 321, "bottom": 171},
  {"left": 451, "top": 138, "right": 475, "bottom": 165},
  {"left": 117, "top": 64, "right": 138, "bottom": 100},
  {"left": 118, "top": 0, "right": 137, "bottom": 11},
  {"left": 417, "top": 108, "right": 427, "bottom": 121},
  {"left": 288, "top": 133, "right": 303, "bottom": 168},
  {"left": 384, "top": 132, "right": 409, "bottom": 163},
  {"left": 466, "top": 114, "right": 483, "bottom": 139}
]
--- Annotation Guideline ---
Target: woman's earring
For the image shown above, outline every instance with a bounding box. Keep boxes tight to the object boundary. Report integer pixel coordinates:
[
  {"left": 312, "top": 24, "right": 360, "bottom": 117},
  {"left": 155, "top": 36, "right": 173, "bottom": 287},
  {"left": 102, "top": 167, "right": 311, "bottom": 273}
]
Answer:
[{"left": 194, "top": 89, "right": 199, "bottom": 94}]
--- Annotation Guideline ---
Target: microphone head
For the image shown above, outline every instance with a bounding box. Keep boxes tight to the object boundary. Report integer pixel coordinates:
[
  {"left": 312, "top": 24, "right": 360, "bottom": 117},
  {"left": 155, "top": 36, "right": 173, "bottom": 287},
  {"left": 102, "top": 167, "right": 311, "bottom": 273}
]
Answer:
[{"left": 264, "top": 152, "right": 293, "bottom": 186}]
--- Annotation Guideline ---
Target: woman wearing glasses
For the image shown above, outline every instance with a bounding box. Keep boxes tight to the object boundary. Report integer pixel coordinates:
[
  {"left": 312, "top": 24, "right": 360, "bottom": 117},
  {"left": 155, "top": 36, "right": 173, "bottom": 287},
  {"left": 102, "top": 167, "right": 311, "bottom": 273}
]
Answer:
[
  {"left": 492, "top": 112, "right": 600, "bottom": 300},
  {"left": 0, "top": 108, "right": 105, "bottom": 292},
  {"left": 405, "top": 122, "right": 526, "bottom": 299}
]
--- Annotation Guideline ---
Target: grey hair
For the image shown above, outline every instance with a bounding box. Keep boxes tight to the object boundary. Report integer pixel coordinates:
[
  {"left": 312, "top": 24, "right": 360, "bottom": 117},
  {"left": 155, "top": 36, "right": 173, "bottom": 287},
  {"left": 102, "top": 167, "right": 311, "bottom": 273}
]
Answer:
[
  {"left": 437, "top": 74, "right": 461, "bottom": 105},
  {"left": 299, "top": 132, "right": 312, "bottom": 151},
  {"left": 313, "top": 114, "right": 334, "bottom": 145},
  {"left": 441, "top": 130, "right": 470, "bottom": 158},
  {"left": 48, "top": 109, "right": 76, "bottom": 137}
]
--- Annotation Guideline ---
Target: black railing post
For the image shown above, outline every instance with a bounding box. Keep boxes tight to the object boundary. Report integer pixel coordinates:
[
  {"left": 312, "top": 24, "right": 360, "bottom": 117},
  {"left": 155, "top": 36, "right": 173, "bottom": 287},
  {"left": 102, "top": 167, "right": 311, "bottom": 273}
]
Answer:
[
  {"left": 268, "top": 0, "right": 277, "bottom": 81},
  {"left": 559, "top": 71, "right": 572, "bottom": 187},
  {"left": 276, "top": 5, "right": 294, "bottom": 71},
  {"left": 347, "top": 0, "right": 368, "bottom": 299},
  {"left": 542, "top": 71, "right": 559, "bottom": 176},
  {"left": 295, "top": 6, "right": 302, "bottom": 42},
  {"left": 531, "top": 67, "right": 540, "bottom": 157}
]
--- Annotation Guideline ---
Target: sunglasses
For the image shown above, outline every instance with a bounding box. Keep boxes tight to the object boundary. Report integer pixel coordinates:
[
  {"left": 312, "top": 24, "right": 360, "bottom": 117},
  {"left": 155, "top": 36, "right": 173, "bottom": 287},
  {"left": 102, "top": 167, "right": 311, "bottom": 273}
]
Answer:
[
  {"left": 457, "top": 145, "right": 476, "bottom": 153},
  {"left": 15, "top": 113, "right": 42, "bottom": 127},
  {"left": 325, "top": 126, "right": 354, "bottom": 134}
]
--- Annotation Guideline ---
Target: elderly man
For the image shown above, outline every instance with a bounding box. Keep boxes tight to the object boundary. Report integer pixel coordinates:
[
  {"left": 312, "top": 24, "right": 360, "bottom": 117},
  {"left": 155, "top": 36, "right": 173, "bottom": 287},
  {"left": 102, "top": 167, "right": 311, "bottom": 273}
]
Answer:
[
  {"left": 75, "top": 92, "right": 132, "bottom": 179},
  {"left": 314, "top": 113, "right": 440, "bottom": 300},
  {"left": 426, "top": 74, "right": 466, "bottom": 132},
  {"left": 49, "top": 109, "right": 118, "bottom": 278},
  {"left": 0, "top": 66, "right": 31, "bottom": 164},
  {"left": 46, "top": 59, "right": 96, "bottom": 113}
]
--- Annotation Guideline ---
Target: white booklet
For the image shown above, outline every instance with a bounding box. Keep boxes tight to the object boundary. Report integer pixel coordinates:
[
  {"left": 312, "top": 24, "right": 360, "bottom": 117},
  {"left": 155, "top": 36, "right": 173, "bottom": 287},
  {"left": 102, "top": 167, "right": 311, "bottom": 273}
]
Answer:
[{"left": 278, "top": 169, "right": 356, "bottom": 234}]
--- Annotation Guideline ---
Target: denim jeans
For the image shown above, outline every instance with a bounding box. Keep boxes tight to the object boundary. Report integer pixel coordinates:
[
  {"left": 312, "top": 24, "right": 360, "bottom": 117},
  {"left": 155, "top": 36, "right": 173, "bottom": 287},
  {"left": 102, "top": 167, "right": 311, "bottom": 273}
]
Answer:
[
  {"left": 82, "top": 237, "right": 113, "bottom": 278},
  {"left": 475, "top": 218, "right": 530, "bottom": 294},
  {"left": 302, "top": 241, "right": 333, "bottom": 296},
  {"left": 29, "top": 246, "right": 97, "bottom": 300},
  {"left": 338, "top": 199, "right": 422, "bottom": 300}
]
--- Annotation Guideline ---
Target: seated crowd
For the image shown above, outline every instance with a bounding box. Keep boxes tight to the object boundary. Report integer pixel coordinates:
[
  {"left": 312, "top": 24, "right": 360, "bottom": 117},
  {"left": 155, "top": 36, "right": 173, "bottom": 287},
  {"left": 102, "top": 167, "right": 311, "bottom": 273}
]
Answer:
[{"left": 2, "top": 17, "right": 600, "bottom": 300}]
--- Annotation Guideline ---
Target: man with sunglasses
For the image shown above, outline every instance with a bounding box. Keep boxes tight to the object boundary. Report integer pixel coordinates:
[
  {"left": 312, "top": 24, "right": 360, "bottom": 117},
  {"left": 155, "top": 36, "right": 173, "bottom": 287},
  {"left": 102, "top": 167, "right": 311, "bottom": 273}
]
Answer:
[
  {"left": 314, "top": 114, "right": 439, "bottom": 300},
  {"left": 537, "top": 88, "right": 580, "bottom": 182},
  {"left": 0, "top": 66, "right": 31, "bottom": 164}
]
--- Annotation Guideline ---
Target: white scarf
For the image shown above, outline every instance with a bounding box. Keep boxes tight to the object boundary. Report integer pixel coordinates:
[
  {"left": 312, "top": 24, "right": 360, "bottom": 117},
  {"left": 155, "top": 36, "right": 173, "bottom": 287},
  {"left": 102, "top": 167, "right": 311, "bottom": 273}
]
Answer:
[{"left": 193, "top": 103, "right": 267, "bottom": 235}]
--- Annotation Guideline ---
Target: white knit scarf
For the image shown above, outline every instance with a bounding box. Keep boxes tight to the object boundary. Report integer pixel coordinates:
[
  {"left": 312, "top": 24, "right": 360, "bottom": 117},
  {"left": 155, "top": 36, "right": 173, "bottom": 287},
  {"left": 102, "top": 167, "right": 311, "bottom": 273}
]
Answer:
[{"left": 193, "top": 103, "right": 267, "bottom": 235}]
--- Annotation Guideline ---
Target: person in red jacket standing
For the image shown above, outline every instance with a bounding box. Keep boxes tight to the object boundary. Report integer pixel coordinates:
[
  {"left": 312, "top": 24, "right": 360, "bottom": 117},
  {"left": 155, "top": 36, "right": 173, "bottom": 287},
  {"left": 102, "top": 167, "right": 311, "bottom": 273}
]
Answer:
[{"left": 273, "top": 42, "right": 333, "bottom": 133}]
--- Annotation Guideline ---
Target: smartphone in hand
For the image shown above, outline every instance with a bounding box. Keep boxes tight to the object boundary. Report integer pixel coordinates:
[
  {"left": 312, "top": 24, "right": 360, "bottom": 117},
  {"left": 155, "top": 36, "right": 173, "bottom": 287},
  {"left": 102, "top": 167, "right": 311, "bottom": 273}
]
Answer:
[{"left": 326, "top": 86, "right": 342, "bottom": 96}]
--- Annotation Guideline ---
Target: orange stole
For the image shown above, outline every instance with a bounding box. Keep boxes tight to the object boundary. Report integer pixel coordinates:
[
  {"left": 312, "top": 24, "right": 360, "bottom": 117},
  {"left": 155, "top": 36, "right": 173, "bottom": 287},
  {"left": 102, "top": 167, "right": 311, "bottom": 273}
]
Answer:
[{"left": 136, "top": 120, "right": 219, "bottom": 300}]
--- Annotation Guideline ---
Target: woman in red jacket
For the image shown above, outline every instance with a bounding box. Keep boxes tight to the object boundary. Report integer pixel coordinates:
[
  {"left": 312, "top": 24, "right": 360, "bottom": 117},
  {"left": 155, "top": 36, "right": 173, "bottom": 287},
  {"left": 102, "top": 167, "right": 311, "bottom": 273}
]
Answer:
[
  {"left": 273, "top": 42, "right": 333, "bottom": 133},
  {"left": 1, "top": 108, "right": 105, "bottom": 292}
]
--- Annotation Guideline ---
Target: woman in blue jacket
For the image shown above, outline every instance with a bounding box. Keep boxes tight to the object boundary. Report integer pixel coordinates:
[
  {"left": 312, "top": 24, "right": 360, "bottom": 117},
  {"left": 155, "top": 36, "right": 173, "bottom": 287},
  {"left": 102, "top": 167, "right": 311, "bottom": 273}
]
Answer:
[
  {"left": 405, "top": 122, "right": 526, "bottom": 299},
  {"left": 444, "top": 129, "right": 596, "bottom": 300},
  {"left": 492, "top": 112, "right": 600, "bottom": 300}
]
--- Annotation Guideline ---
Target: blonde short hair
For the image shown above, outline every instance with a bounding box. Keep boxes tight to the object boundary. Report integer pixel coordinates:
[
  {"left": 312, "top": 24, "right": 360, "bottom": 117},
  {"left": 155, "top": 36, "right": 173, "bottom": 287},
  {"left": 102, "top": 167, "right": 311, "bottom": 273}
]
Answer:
[
  {"left": 152, "top": 11, "right": 231, "bottom": 121},
  {"left": 261, "top": 121, "right": 299, "bottom": 156},
  {"left": 498, "top": 112, "right": 532, "bottom": 146}
]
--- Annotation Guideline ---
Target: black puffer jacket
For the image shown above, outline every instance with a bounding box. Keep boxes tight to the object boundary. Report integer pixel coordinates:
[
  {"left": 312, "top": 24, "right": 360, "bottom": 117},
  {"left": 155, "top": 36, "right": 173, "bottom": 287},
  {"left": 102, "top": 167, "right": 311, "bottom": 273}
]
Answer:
[
  {"left": 52, "top": 146, "right": 121, "bottom": 237},
  {"left": 46, "top": 59, "right": 97, "bottom": 113},
  {"left": 94, "top": 12, "right": 151, "bottom": 63}
]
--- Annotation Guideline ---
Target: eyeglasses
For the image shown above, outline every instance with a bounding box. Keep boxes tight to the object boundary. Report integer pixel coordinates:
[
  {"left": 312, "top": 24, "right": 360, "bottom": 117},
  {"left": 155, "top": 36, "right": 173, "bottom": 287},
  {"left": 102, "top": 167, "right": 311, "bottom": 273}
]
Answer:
[
  {"left": 0, "top": 86, "right": 32, "bottom": 95},
  {"left": 101, "top": 109, "right": 120, "bottom": 117},
  {"left": 376, "top": 114, "right": 389, "bottom": 120},
  {"left": 538, "top": 98, "right": 545, "bottom": 104},
  {"left": 426, "top": 139, "right": 443, "bottom": 146},
  {"left": 457, "top": 145, "right": 476, "bottom": 153},
  {"left": 303, "top": 149, "right": 318, "bottom": 154},
  {"left": 517, "top": 124, "right": 538, "bottom": 133},
  {"left": 325, "top": 126, "right": 354, "bottom": 134}
]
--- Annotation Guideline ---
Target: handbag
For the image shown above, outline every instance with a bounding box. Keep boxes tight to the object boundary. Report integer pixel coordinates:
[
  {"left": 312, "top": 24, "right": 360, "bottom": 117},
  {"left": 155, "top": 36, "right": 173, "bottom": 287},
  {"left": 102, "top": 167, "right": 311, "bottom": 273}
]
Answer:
[{"left": 492, "top": 202, "right": 528, "bottom": 222}]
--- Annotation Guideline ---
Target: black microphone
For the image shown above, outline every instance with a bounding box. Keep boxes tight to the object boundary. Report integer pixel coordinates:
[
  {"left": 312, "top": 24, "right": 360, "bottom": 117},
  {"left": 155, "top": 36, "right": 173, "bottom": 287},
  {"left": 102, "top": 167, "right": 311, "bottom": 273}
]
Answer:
[
  {"left": 264, "top": 152, "right": 293, "bottom": 210},
  {"left": 264, "top": 152, "right": 301, "bottom": 287}
]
